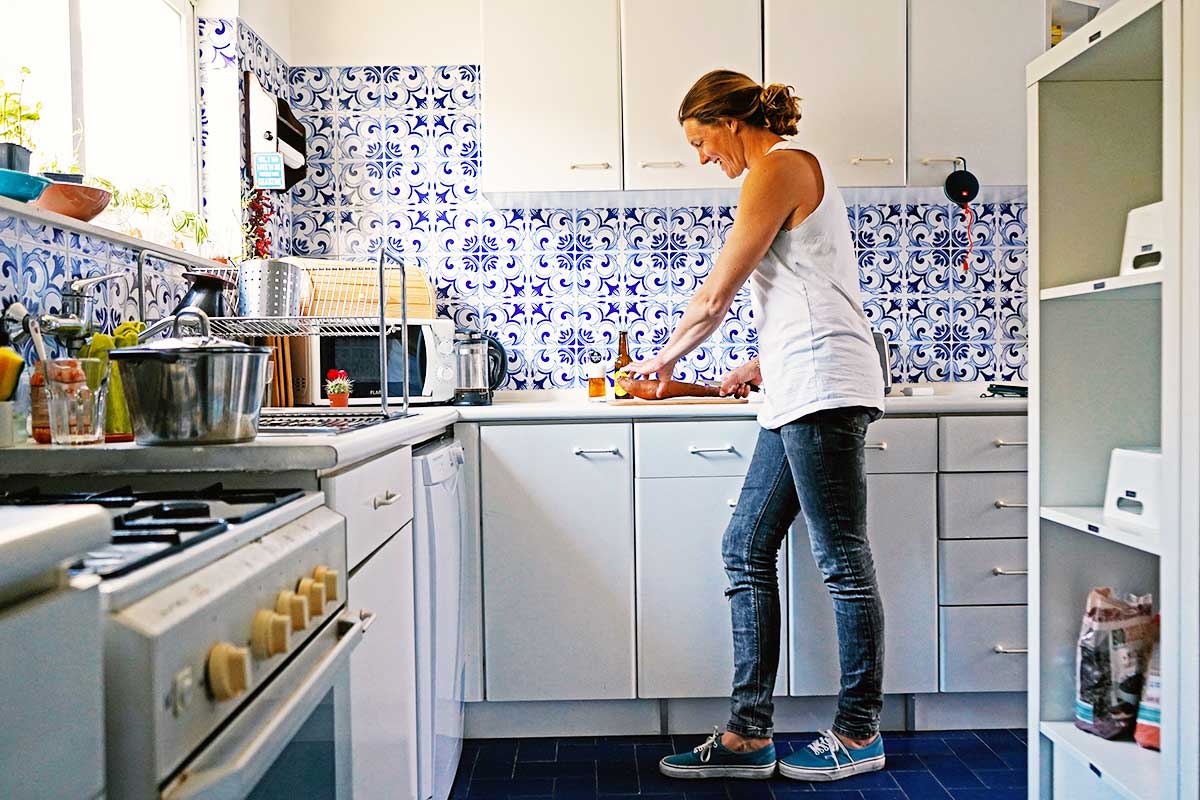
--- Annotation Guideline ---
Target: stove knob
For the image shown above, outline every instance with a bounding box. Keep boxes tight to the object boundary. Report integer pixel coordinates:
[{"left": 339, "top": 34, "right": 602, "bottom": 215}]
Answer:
[
  {"left": 438, "top": 340, "right": 454, "bottom": 356},
  {"left": 251, "top": 609, "right": 292, "bottom": 660},
  {"left": 298, "top": 577, "right": 327, "bottom": 616},
  {"left": 438, "top": 366, "right": 454, "bottom": 382},
  {"left": 276, "top": 590, "right": 310, "bottom": 631},
  {"left": 313, "top": 565, "right": 339, "bottom": 602},
  {"left": 207, "top": 642, "right": 251, "bottom": 702}
]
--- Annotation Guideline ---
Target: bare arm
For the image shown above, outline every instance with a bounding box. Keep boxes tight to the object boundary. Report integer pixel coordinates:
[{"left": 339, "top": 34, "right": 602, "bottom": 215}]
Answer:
[{"left": 628, "top": 154, "right": 815, "bottom": 394}]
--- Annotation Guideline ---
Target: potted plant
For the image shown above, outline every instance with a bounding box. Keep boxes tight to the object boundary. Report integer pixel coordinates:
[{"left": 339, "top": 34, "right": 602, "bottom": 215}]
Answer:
[
  {"left": 326, "top": 369, "right": 352, "bottom": 407},
  {"left": 0, "top": 68, "right": 41, "bottom": 172}
]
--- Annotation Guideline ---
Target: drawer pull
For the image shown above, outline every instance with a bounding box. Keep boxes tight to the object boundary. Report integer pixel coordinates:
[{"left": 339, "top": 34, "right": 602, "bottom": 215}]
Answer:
[
  {"left": 569, "top": 162, "right": 611, "bottom": 170},
  {"left": 992, "top": 567, "right": 1029, "bottom": 576},
  {"left": 865, "top": 442, "right": 888, "bottom": 451},
  {"left": 993, "top": 500, "right": 1028, "bottom": 510},
  {"left": 638, "top": 160, "right": 683, "bottom": 168},
  {"left": 689, "top": 445, "right": 736, "bottom": 455},
  {"left": 993, "top": 645, "right": 1028, "bottom": 655},
  {"left": 993, "top": 439, "right": 1027, "bottom": 448},
  {"left": 573, "top": 447, "right": 620, "bottom": 456},
  {"left": 849, "top": 156, "right": 896, "bottom": 166},
  {"left": 373, "top": 491, "right": 402, "bottom": 509}
]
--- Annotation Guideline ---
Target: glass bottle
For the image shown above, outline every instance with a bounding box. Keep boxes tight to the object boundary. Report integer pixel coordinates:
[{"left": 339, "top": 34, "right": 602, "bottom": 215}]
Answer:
[{"left": 612, "top": 330, "right": 632, "bottom": 398}]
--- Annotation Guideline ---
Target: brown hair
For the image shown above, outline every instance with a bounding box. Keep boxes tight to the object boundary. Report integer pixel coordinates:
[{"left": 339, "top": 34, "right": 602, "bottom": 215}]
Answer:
[{"left": 677, "top": 70, "right": 801, "bottom": 136}]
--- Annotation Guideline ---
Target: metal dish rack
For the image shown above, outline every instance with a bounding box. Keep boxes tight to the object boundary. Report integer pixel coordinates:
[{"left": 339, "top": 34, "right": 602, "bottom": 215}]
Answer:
[{"left": 205, "top": 250, "right": 411, "bottom": 420}]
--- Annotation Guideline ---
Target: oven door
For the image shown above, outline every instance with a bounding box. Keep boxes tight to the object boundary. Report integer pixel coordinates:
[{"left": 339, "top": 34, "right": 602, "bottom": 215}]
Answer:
[
  {"left": 318, "top": 327, "right": 433, "bottom": 404},
  {"left": 161, "top": 612, "right": 373, "bottom": 800}
]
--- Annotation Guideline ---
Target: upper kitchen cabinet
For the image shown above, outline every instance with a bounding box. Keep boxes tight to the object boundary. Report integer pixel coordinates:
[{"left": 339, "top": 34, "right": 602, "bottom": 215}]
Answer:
[
  {"left": 765, "top": 0, "right": 906, "bottom": 187},
  {"left": 480, "top": 0, "right": 623, "bottom": 193},
  {"left": 620, "top": 0, "right": 762, "bottom": 190},
  {"left": 907, "top": 0, "right": 1046, "bottom": 187}
]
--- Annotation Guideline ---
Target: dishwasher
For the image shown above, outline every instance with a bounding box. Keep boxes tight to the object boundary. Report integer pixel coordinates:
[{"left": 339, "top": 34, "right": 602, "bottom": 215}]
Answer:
[{"left": 413, "top": 437, "right": 468, "bottom": 800}]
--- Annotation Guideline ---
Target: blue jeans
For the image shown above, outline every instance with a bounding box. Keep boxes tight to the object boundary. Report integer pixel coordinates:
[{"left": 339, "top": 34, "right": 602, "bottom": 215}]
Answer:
[{"left": 723, "top": 406, "right": 884, "bottom": 741}]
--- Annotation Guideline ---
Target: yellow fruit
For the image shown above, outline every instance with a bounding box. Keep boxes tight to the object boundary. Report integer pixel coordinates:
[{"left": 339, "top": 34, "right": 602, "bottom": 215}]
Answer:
[{"left": 0, "top": 347, "right": 24, "bottom": 401}]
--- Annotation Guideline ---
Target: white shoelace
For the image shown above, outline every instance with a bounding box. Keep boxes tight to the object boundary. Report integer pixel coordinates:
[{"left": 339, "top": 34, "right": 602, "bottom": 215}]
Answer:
[
  {"left": 693, "top": 726, "right": 722, "bottom": 763},
  {"left": 806, "top": 730, "right": 849, "bottom": 771}
]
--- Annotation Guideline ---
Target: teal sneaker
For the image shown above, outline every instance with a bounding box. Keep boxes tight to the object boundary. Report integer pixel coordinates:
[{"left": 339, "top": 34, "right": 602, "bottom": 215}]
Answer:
[
  {"left": 777, "top": 730, "right": 885, "bottom": 781},
  {"left": 659, "top": 726, "right": 777, "bottom": 779}
]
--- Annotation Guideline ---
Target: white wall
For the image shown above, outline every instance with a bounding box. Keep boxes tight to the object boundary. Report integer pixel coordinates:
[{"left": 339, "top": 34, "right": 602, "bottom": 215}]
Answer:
[
  {"left": 288, "top": 0, "right": 481, "bottom": 66},
  {"left": 239, "top": 0, "right": 295, "bottom": 63}
]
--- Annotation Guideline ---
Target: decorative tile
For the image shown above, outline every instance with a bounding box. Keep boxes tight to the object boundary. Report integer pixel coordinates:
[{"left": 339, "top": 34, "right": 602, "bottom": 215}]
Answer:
[
  {"left": 855, "top": 203, "right": 903, "bottom": 249},
  {"left": 432, "top": 159, "right": 480, "bottom": 204},
  {"left": 952, "top": 341, "right": 996, "bottom": 382},
  {"left": 997, "top": 248, "right": 1028, "bottom": 292},
  {"left": 387, "top": 115, "right": 431, "bottom": 160},
  {"left": 907, "top": 296, "right": 952, "bottom": 342},
  {"left": 291, "top": 67, "right": 336, "bottom": 111},
  {"left": 950, "top": 247, "right": 998, "bottom": 293},
  {"left": 904, "top": 248, "right": 954, "bottom": 294},
  {"left": 383, "top": 66, "right": 430, "bottom": 110},
  {"left": 904, "top": 203, "right": 953, "bottom": 249},
  {"left": 622, "top": 251, "right": 670, "bottom": 298},
  {"left": 337, "top": 161, "right": 387, "bottom": 206},
  {"left": 858, "top": 249, "right": 903, "bottom": 294},
  {"left": 432, "top": 65, "right": 480, "bottom": 110},
  {"left": 669, "top": 251, "right": 711, "bottom": 295},
  {"left": 668, "top": 206, "right": 717, "bottom": 250},
  {"left": 951, "top": 295, "right": 996, "bottom": 341},
  {"left": 293, "top": 160, "right": 338, "bottom": 207},
  {"left": 336, "top": 66, "right": 384, "bottom": 111},
  {"left": 336, "top": 115, "right": 385, "bottom": 160}
]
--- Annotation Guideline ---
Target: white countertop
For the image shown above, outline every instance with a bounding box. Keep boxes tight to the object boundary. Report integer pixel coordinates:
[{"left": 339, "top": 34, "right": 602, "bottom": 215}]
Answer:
[
  {"left": 458, "top": 383, "right": 1027, "bottom": 421},
  {"left": 0, "top": 383, "right": 1023, "bottom": 476},
  {"left": 0, "top": 505, "right": 111, "bottom": 593}
]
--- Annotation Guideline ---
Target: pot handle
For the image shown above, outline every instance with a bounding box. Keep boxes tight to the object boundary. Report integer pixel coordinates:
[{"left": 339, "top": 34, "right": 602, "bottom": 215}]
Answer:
[{"left": 172, "top": 306, "right": 212, "bottom": 339}]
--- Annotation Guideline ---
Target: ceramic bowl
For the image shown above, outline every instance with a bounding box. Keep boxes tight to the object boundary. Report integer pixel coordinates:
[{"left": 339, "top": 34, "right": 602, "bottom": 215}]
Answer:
[
  {"left": 34, "top": 183, "right": 112, "bottom": 222},
  {"left": 0, "top": 168, "right": 51, "bottom": 203}
]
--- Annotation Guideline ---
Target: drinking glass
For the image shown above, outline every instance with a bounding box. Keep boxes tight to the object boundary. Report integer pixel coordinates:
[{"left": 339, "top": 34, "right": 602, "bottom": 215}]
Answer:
[{"left": 46, "top": 358, "right": 110, "bottom": 445}]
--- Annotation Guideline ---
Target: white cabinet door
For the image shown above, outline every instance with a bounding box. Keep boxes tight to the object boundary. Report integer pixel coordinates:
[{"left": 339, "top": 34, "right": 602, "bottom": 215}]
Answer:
[
  {"left": 908, "top": 0, "right": 1045, "bottom": 186},
  {"left": 789, "top": 473, "right": 938, "bottom": 695},
  {"left": 481, "top": 0, "right": 622, "bottom": 192},
  {"left": 637, "top": 476, "right": 789, "bottom": 698},
  {"left": 765, "top": 0, "right": 906, "bottom": 187},
  {"left": 620, "top": 0, "right": 761, "bottom": 190},
  {"left": 348, "top": 524, "right": 417, "bottom": 800},
  {"left": 481, "top": 423, "right": 636, "bottom": 700}
]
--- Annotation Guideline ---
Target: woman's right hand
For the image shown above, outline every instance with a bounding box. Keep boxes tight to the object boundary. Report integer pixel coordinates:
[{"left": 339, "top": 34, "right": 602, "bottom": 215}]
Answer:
[{"left": 720, "top": 358, "right": 761, "bottom": 398}]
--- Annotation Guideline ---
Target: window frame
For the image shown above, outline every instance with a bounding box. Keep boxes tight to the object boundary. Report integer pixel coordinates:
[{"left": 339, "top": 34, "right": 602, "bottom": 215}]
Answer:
[{"left": 67, "top": 0, "right": 202, "bottom": 215}]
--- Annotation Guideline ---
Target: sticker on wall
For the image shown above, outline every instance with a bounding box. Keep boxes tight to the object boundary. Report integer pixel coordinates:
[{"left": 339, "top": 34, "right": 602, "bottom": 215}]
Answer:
[{"left": 253, "top": 152, "right": 286, "bottom": 190}]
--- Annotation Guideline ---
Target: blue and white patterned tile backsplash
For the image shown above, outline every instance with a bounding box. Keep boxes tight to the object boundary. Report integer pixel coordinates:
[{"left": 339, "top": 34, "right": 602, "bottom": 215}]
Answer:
[{"left": 285, "top": 64, "right": 1028, "bottom": 388}]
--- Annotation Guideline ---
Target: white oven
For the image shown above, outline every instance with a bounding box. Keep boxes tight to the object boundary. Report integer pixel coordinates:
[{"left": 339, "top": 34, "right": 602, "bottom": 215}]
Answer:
[{"left": 290, "top": 318, "right": 456, "bottom": 406}]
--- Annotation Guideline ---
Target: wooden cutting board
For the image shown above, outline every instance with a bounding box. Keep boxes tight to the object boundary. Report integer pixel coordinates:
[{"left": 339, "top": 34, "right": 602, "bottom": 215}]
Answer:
[{"left": 609, "top": 395, "right": 749, "bottom": 406}]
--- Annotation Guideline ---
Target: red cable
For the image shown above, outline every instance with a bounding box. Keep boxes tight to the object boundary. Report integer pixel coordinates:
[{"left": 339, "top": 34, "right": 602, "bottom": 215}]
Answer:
[{"left": 961, "top": 203, "right": 974, "bottom": 272}]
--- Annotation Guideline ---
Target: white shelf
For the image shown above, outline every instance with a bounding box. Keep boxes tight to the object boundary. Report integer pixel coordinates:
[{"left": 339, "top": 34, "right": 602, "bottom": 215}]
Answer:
[
  {"left": 1041, "top": 506, "right": 1161, "bottom": 555},
  {"left": 1028, "top": 0, "right": 1163, "bottom": 84},
  {"left": 1039, "top": 721, "right": 1160, "bottom": 800},
  {"left": 1040, "top": 271, "right": 1163, "bottom": 301}
]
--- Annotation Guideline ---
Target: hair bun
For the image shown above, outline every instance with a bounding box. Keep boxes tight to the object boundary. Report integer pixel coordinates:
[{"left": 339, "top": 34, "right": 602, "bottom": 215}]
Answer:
[{"left": 759, "top": 83, "right": 801, "bottom": 137}]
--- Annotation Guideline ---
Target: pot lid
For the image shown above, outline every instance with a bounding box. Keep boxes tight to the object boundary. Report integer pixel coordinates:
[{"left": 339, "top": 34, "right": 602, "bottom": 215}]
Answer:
[{"left": 110, "top": 307, "right": 269, "bottom": 357}]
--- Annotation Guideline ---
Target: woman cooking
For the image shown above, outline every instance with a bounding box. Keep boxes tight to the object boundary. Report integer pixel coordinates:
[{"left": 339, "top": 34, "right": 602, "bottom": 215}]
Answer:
[{"left": 626, "top": 70, "right": 886, "bottom": 783}]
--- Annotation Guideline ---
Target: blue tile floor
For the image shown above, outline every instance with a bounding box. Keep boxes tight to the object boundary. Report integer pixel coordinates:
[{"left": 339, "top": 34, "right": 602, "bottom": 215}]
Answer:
[{"left": 451, "top": 729, "right": 1028, "bottom": 800}]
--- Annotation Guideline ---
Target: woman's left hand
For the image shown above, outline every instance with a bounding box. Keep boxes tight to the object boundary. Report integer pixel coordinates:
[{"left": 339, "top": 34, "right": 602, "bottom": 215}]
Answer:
[{"left": 626, "top": 353, "right": 678, "bottom": 397}]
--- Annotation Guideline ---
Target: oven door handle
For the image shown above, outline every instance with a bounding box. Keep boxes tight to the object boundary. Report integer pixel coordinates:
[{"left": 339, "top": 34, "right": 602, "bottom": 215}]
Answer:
[{"left": 163, "top": 612, "right": 372, "bottom": 800}]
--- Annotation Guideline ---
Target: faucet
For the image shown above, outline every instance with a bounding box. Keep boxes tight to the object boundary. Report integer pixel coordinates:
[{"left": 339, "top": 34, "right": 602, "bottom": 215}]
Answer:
[{"left": 2, "top": 273, "right": 125, "bottom": 354}]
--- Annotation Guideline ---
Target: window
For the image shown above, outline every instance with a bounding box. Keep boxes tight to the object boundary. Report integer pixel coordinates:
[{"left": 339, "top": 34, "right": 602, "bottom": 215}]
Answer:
[{"left": 0, "top": 0, "right": 200, "bottom": 215}]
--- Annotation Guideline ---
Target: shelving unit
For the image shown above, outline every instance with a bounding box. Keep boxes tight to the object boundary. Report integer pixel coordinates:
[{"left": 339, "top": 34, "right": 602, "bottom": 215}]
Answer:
[{"left": 1027, "top": 1, "right": 1195, "bottom": 798}]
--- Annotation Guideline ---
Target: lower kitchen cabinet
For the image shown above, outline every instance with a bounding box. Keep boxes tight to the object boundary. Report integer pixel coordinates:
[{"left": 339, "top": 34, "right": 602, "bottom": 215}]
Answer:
[
  {"left": 480, "top": 423, "right": 636, "bottom": 701},
  {"left": 348, "top": 523, "right": 417, "bottom": 800},
  {"left": 789, "top": 472, "right": 938, "bottom": 695},
  {"left": 636, "top": 476, "right": 789, "bottom": 698}
]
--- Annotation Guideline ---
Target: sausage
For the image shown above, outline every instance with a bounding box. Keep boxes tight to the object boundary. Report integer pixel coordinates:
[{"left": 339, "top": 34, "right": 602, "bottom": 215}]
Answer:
[{"left": 616, "top": 375, "right": 724, "bottom": 400}]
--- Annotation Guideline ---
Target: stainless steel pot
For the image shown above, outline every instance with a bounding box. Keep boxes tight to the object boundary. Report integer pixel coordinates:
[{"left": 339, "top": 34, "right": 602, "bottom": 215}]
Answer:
[{"left": 110, "top": 307, "right": 271, "bottom": 445}]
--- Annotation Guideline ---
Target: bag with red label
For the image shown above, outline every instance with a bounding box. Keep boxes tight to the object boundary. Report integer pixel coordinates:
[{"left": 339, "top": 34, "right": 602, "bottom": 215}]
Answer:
[
  {"left": 1135, "top": 617, "right": 1162, "bottom": 750},
  {"left": 1074, "top": 587, "right": 1155, "bottom": 739}
]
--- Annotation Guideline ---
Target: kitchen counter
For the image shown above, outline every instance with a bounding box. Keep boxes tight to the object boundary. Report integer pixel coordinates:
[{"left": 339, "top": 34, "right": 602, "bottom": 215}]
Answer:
[
  {"left": 0, "top": 408, "right": 458, "bottom": 476},
  {"left": 458, "top": 383, "right": 1027, "bottom": 421}
]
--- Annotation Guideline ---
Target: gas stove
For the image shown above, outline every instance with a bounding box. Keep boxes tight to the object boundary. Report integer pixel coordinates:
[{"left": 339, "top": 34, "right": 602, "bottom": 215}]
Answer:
[{"left": 258, "top": 408, "right": 412, "bottom": 434}]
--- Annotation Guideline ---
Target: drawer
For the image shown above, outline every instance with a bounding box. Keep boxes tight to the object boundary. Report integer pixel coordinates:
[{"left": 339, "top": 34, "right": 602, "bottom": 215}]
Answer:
[
  {"left": 864, "top": 417, "right": 937, "bottom": 473},
  {"left": 323, "top": 446, "right": 414, "bottom": 569},
  {"left": 938, "top": 539, "right": 1028, "bottom": 605},
  {"left": 938, "top": 473, "right": 1028, "bottom": 539},
  {"left": 939, "top": 606, "right": 1027, "bottom": 692},
  {"left": 635, "top": 420, "right": 760, "bottom": 478},
  {"left": 939, "top": 416, "right": 1028, "bottom": 471}
]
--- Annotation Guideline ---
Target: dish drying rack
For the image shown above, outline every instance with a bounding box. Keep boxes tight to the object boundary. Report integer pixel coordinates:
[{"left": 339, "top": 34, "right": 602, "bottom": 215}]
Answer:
[{"left": 204, "top": 250, "right": 415, "bottom": 420}]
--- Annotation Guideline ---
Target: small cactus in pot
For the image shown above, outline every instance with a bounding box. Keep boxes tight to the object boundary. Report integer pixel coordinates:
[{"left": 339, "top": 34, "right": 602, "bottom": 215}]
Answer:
[{"left": 326, "top": 368, "right": 352, "bottom": 407}]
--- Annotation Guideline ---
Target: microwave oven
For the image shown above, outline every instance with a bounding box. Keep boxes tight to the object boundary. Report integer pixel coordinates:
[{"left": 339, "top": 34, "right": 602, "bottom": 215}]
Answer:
[{"left": 290, "top": 318, "right": 456, "bottom": 405}]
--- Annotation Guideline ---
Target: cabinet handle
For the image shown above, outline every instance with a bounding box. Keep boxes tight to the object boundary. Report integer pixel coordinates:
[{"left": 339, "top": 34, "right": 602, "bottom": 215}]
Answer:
[
  {"left": 992, "top": 567, "right": 1029, "bottom": 576},
  {"left": 569, "top": 162, "right": 611, "bottom": 170},
  {"left": 373, "top": 490, "right": 401, "bottom": 509},
  {"left": 920, "top": 156, "right": 965, "bottom": 167},
  {"left": 993, "top": 645, "right": 1028, "bottom": 655},
  {"left": 573, "top": 447, "right": 620, "bottom": 456},
  {"left": 993, "top": 500, "right": 1028, "bottom": 510},
  {"left": 865, "top": 442, "right": 888, "bottom": 451},
  {"left": 849, "top": 156, "right": 895, "bottom": 166},
  {"left": 689, "top": 445, "right": 736, "bottom": 455},
  {"left": 993, "top": 439, "right": 1028, "bottom": 448},
  {"left": 638, "top": 160, "right": 683, "bottom": 169}
]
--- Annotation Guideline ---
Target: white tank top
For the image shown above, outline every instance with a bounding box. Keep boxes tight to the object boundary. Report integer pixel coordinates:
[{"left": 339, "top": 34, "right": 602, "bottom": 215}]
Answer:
[{"left": 750, "top": 141, "right": 884, "bottom": 428}]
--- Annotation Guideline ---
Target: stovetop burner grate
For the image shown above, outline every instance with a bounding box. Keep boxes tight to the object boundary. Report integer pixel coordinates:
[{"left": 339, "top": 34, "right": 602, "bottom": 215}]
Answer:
[{"left": 258, "top": 409, "right": 411, "bottom": 434}]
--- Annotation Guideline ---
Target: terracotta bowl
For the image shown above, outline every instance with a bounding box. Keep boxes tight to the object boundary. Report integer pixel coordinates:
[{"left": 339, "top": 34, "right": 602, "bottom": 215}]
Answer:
[{"left": 34, "top": 183, "right": 112, "bottom": 222}]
